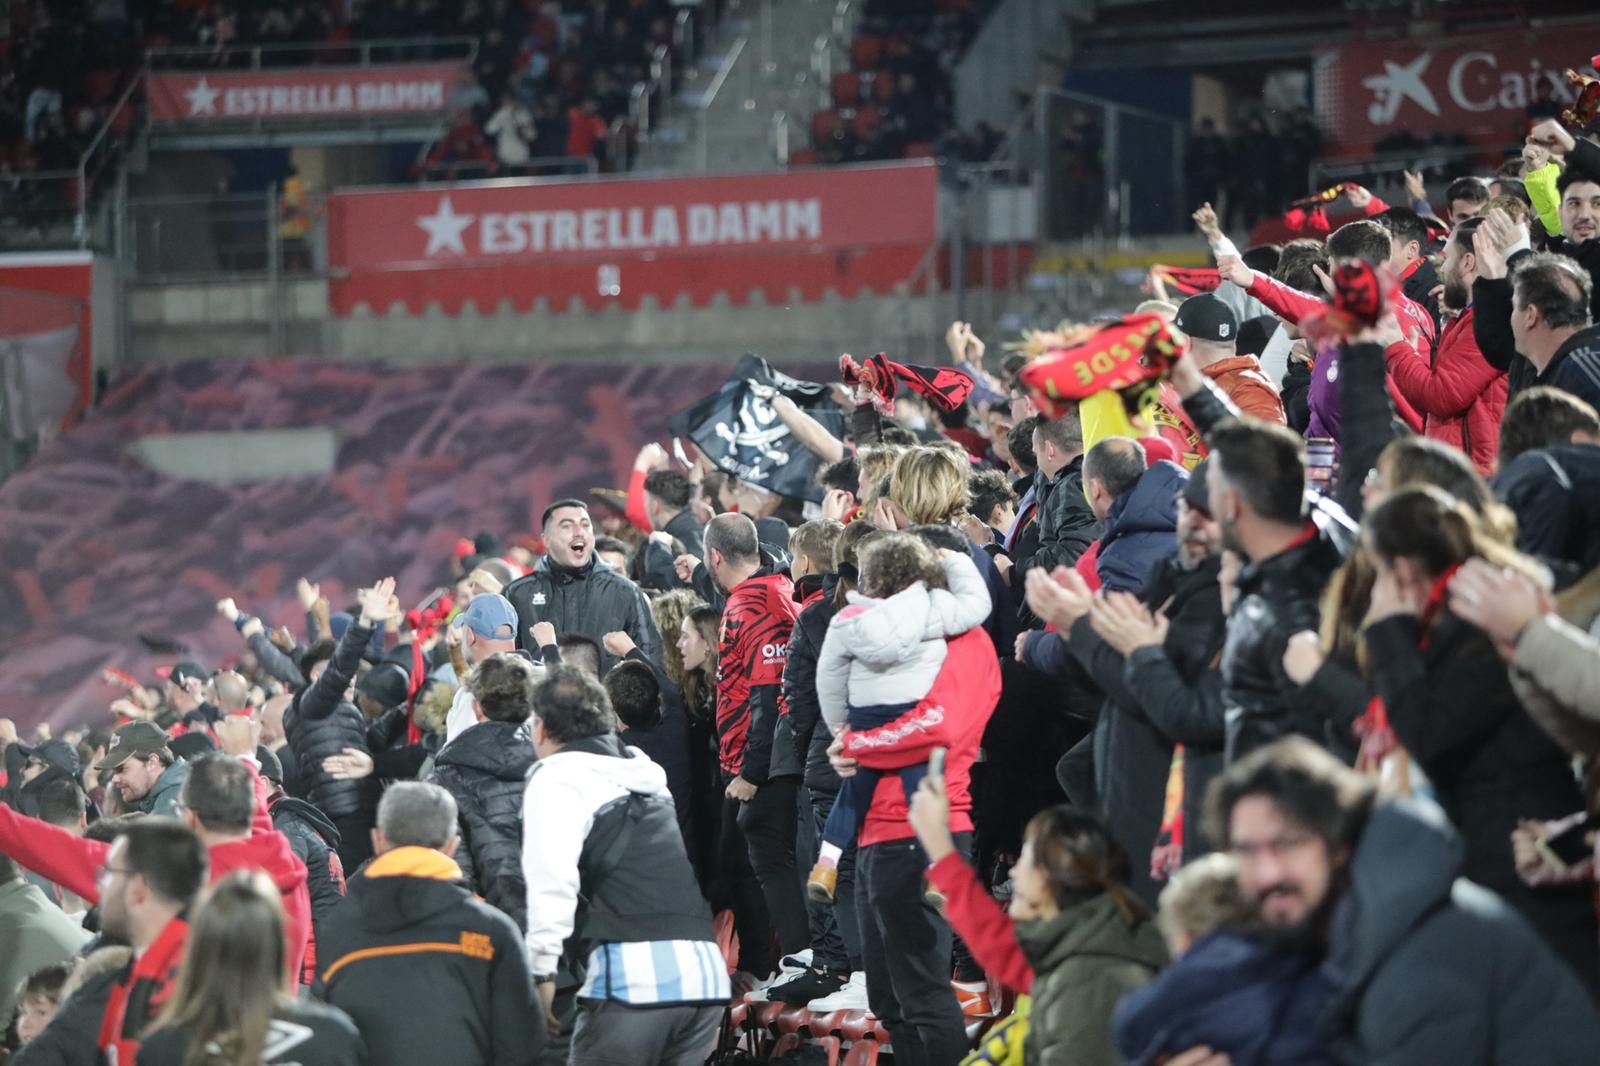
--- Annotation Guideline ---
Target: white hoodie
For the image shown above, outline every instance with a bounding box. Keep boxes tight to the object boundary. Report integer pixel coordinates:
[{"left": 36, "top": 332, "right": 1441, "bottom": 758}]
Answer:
[{"left": 815, "top": 551, "right": 991, "bottom": 733}]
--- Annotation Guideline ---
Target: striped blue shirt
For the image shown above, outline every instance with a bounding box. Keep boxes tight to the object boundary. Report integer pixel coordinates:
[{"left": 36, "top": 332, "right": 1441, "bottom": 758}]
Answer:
[{"left": 578, "top": 940, "right": 732, "bottom": 1006}]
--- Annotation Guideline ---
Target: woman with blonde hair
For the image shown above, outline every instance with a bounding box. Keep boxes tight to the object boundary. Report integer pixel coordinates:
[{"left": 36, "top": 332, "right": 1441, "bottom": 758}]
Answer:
[
  {"left": 886, "top": 447, "right": 1015, "bottom": 652},
  {"left": 137, "top": 871, "right": 364, "bottom": 1066},
  {"left": 1361, "top": 486, "right": 1597, "bottom": 987}
]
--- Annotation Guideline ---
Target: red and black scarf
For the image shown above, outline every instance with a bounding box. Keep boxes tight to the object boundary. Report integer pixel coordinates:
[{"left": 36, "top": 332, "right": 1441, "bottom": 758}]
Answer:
[
  {"left": 840, "top": 352, "right": 974, "bottom": 415},
  {"left": 99, "top": 915, "right": 189, "bottom": 1061}
]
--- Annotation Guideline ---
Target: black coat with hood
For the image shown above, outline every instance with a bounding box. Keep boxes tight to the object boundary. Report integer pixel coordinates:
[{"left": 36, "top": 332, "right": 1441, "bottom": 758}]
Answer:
[
  {"left": 1066, "top": 554, "right": 1226, "bottom": 905},
  {"left": 784, "top": 575, "right": 843, "bottom": 795},
  {"left": 313, "top": 853, "right": 544, "bottom": 1066},
  {"left": 505, "top": 554, "right": 662, "bottom": 673},
  {"left": 1321, "top": 798, "right": 1600, "bottom": 1065},
  {"left": 428, "top": 719, "right": 536, "bottom": 930},
  {"left": 271, "top": 792, "right": 346, "bottom": 951},
  {"left": 284, "top": 619, "right": 380, "bottom": 823},
  {"left": 1494, "top": 442, "right": 1600, "bottom": 583}
]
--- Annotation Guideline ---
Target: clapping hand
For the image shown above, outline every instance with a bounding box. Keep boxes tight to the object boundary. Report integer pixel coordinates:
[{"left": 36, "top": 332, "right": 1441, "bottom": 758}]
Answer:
[
  {"left": 1088, "top": 592, "right": 1169, "bottom": 655},
  {"left": 1024, "top": 566, "right": 1094, "bottom": 629}
]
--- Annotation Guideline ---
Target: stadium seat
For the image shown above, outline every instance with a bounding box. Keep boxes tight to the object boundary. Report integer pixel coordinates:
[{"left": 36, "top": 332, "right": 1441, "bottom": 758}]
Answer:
[
  {"left": 811, "top": 110, "right": 841, "bottom": 146},
  {"left": 850, "top": 107, "right": 883, "bottom": 141},
  {"left": 831, "top": 72, "right": 863, "bottom": 108},
  {"left": 851, "top": 35, "right": 883, "bottom": 70},
  {"left": 871, "top": 73, "right": 898, "bottom": 105},
  {"left": 843, "top": 1040, "right": 880, "bottom": 1066}
]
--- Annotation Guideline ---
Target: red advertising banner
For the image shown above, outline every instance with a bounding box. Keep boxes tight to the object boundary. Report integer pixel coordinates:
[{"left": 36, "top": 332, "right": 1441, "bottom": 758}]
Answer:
[
  {"left": 1314, "top": 30, "right": 1599, "bottom": 145},
  {"left": 326, "top": 162, "right": 939, "bottom": 315},
  {"left": 148, "top": 63, "right": 463, "bottom": 122}
]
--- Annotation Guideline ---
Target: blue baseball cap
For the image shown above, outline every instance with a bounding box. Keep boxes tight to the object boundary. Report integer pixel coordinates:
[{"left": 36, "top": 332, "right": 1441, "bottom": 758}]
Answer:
[{"left": 452, "top": 593, "right": 518, "bottom": 641}]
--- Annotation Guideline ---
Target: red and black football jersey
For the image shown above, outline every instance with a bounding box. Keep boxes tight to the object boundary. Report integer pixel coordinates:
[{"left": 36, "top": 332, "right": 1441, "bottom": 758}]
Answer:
[{"left": 715, "top": 572, "right": 798, "bottom": 776}]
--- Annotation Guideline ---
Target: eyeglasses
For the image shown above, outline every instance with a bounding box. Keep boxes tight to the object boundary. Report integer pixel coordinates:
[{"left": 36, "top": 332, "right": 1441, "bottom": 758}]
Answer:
[
  {"left": 1230, "top": 831, "right": 1316, "bottom": 862},
  {"left": 96, "top": 864, "right": 134, "bottom": 883}
]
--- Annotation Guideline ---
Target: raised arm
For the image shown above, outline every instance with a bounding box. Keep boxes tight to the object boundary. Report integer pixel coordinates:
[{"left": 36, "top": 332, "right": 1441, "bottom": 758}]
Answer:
[
  {"left": 298, "top": 579, "right": 391, "bottom": 723},
  {"left": 770, "top": 393, "right": 847, "bottom": 463}
]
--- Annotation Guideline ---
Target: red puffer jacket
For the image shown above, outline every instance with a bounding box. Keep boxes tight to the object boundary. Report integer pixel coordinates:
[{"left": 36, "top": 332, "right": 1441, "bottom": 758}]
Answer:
[{"left": 1383, "top": 308, "right": 1507, "bottom": 473}]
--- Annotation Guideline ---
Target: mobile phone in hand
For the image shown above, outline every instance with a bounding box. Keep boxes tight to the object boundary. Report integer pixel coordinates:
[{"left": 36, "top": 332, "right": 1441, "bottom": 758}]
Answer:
[
  {"left": 1536, "top": 818, "right": 1596, "bottom": 869},
  {"left": 928, "top": 746, "right": 947, "bottom": 787}
]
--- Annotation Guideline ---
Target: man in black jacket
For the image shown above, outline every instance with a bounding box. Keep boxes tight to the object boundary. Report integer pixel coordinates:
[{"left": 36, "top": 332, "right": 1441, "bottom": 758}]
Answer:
[
  {"left": 314, "top": 782, "right": 545, "bottom": 1066},
  {"left": 1014, "top": 410, "right": 1100, "bottom": 628},
  {"left": 1027, "top": 464, "right": 1227, "bottom": 905},
  {"left": 1167, "top": 358, "right": 1349, "bottom": 763},
  {"left": 505, "top": 500, "right": 663, "bottom": 673},
  {"left": 1493, "top": 385, "right": 1600, "bottom": 583},
  {"left": 267, "top": 775, "right": 346, "bottom": 986},
  {"left": 1506, "top": 252, "right": 1600, "bottom": 412},
  {"left": 285, "top": 579, "right": 389, "bottom": 873},
  {"left": 428, "top": 652, "right": 537, "bottom": 931}
]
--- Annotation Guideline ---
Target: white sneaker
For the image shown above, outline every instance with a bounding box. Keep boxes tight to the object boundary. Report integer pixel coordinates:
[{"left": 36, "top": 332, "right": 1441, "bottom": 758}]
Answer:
[
  {"left": 740, "top": 970, "right": 784, "bottom": 1002},
  {"left": 807, "top": 970, "right": 869, "bottom": 1012},
  {"left": 779, "top": 949, "right": 813, "bottom": 972}
]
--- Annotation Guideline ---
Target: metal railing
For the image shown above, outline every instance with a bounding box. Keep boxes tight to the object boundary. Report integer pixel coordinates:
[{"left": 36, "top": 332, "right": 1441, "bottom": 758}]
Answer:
[
  {"left": 1309, "top": 140, "right": 1521, "bottom": 198},
  {"left": 697, "top": 36, "right": 750, "bottom": 171},
  {"left": 145, "top": 36, "right": 479, "bottom": 70}
]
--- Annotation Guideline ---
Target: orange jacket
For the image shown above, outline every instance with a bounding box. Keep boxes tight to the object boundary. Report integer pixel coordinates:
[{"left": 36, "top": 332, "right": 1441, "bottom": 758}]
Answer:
[{"left": 1202, "top": 355, "right": 1287, "bottom": 425}]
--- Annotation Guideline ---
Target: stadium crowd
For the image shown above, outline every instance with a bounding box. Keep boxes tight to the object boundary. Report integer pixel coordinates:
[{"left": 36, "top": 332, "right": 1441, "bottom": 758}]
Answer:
[{"left": 8, "top": 84, "right": 1600, "bottom": 1066}]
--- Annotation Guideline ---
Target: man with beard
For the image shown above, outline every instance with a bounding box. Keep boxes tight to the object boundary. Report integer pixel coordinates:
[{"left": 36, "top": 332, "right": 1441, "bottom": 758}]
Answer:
[
  {"left": 1202, "top": 419, "right": 1347, "bottom": 763},
  {"left": 1381, "top": 215, "right": 1508, "bottom": 473},
  {"left": 1025, "top": 463, "right": 1227, "bottom": 904},
  {"left": 13, "top": 821, "right": 207, "bottom": 1063},
  {"left": 505, "top": 500, "right": 663, "bottom": 673},
  {"left": 102, "top": 721, "right": 189, "bottom": 817},
  {"left": 706, "top": 512, "right": 807, "bottom": 985},
  {"left": 1165, "top": 737, "right": 1600, "bottom": 1066}
]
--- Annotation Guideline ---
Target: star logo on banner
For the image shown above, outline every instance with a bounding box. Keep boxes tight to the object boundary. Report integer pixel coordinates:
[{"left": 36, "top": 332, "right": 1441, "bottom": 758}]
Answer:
[
  {"left": 1361, "top": 55, "right": 1438, "bottom": 126},
  {"left": 417, "top": 196, "right": 475, "bottom": 257},
  {"left": 186, "top": 77, "right": 221, "bottom": 116}
]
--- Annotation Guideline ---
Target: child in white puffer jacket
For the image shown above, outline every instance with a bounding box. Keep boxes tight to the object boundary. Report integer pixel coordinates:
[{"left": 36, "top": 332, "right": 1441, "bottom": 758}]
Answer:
[{"left": 805, "top": 531, "right": 991, "bottom": 902}]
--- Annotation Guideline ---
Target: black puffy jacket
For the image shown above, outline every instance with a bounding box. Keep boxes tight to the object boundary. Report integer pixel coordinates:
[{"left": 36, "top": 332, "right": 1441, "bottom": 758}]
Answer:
[
  {"left": 505, "top": 555, "right": 663, "bottom": 673},
  {"left": 428, "top": 720, "right": 535, "bottom": 930},
  {"left": 1495, "top": 443, "right": 1600, "bottom": 584},
  {"left": 1015, "top": 456, "right": 1101, "bottom": 628},
  {"left": 1221, "top": 525, "right": 1346, "bottom": 762},
  {"left": 271, "top": 791, "right": 347, "bottom": 982},
  {"left": 785, "top": 576, "right": 842, "bottom": 795},
  {"left": 284, "top": 620, "right": 380, "bottom": 822}
]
